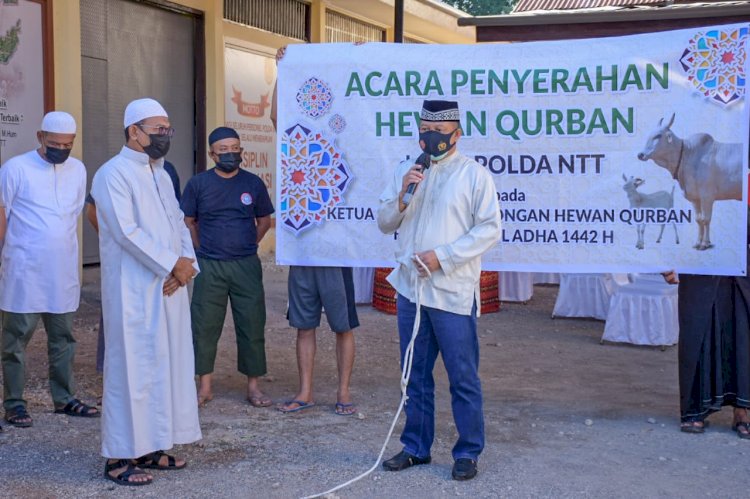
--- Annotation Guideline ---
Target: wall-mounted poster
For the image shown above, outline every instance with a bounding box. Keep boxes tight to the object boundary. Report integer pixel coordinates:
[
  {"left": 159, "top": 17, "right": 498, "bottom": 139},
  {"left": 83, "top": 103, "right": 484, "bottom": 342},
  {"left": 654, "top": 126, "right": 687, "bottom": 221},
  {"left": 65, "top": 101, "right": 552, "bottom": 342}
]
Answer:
[
  {"left": 0, "top": 0, "right": 44, "bottom": 165},
  {"left": 224, "top": 43, "right": 276, "bottom": 199}
]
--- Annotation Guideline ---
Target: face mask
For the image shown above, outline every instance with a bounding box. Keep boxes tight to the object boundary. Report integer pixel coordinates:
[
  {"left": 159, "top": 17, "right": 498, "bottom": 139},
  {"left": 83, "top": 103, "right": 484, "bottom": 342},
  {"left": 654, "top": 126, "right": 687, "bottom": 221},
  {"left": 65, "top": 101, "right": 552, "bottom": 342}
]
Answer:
[
  {"left": 215, "top": 152, "right": 242, "bottom": 173},
  {"left": 140, "top": 132, "right": 171, "bottom": 160},
  {"left": 43, "top": 146, "right": 71, "bottom": 165},
  {"left": 419, "top": 129, "right": 457, "bottom": 160}
]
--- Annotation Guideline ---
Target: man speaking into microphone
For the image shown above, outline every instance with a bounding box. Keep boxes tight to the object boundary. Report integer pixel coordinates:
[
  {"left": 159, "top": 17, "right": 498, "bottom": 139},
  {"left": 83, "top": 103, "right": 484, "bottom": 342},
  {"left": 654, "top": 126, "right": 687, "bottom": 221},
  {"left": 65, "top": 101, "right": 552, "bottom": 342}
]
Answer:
[{"left": 377, "top": 100, "right": 501, "bottom": 481}]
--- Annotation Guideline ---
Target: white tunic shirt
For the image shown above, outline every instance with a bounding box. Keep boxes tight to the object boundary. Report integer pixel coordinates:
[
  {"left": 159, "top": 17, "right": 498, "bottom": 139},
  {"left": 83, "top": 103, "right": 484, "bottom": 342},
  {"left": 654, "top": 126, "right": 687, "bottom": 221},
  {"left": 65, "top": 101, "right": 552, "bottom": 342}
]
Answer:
[
  {"left": 0, "top": 150, "right": 86, "bottom": 313},
  {"left": 377, "top": 151, "right": 501, "bottom": 316},
  {"left": 92, "top": 146, "right": 201, "bottom": 458}
]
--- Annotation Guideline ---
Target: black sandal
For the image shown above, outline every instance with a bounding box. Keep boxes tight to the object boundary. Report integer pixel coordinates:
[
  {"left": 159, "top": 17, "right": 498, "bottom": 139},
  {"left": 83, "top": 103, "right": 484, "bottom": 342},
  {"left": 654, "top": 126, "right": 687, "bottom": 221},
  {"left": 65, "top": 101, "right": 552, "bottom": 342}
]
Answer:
[
  {"left": 135, "top": 450, "right": 186, "bottom": 470},
  {"left": 680, "top": 417, "right": 707, "bottom": 434},
  {"left": 55, "top": 398, "right": 100, "bottom": 418},
  {"left": 104, "top": 459, "right": 153, "bottom": 486},
  {"left": 732, "top": 421, "right": 750, "bottom": 440},
  {"left": 4, "top": 405, "right": 33, "bottom": 428}
]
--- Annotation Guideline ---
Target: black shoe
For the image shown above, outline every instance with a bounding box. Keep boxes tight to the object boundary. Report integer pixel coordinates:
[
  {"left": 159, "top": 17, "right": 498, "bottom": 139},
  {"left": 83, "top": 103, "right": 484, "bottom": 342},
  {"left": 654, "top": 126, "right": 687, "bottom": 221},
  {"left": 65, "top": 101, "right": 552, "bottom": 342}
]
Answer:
[
  {"left": 452, "top": 458, "right": 478, "bottom": 481},
  {"left": 382, "top": 450, "right": 431, "bottom": 471}
]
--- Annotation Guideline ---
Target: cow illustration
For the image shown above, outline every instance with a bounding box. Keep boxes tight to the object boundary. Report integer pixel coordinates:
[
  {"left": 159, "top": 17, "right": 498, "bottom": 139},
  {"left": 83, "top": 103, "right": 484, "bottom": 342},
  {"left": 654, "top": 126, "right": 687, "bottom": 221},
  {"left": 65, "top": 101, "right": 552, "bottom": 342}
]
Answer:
[{"left": 637, "top": 114, "right": 742, "bottom": 250}]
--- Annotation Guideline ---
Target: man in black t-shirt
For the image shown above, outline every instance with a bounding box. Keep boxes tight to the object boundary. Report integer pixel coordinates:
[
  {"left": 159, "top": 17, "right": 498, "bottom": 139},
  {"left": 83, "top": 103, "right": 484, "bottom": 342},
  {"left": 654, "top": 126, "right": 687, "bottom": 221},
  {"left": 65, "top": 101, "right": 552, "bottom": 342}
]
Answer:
[{"left": 181, "top": 127, "right": 274, "bottom": 408}]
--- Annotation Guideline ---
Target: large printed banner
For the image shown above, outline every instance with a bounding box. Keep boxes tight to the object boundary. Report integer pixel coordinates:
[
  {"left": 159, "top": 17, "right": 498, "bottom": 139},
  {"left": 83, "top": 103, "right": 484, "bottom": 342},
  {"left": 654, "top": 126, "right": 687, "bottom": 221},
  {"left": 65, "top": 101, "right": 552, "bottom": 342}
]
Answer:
[{"left": 276, "top": 25, "right": 750, "bottom": 275}]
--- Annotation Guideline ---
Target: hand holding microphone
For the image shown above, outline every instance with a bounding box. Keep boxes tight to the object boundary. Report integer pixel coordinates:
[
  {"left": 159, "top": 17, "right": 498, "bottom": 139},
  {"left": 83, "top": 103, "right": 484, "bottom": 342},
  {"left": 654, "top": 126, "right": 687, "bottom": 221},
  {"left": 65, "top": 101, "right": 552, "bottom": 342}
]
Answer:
[{"left": 400, "top": 152, "right": 431, "bottom": 207}]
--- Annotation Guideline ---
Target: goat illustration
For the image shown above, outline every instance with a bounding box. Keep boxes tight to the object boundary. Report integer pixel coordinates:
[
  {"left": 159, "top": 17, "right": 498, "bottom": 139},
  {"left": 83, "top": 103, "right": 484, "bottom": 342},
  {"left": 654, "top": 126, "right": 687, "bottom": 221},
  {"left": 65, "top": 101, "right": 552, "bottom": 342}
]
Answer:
[{"left": 622, "top": 174, "right": 680, "bottom": 249}]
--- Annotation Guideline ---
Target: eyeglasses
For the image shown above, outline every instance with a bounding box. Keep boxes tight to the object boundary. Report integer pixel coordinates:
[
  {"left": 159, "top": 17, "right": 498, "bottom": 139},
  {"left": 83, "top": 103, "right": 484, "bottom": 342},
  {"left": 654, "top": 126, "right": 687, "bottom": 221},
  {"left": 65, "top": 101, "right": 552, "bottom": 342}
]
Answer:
[{"left": 138, "top": 123, "right": 175, "bottom": 137}]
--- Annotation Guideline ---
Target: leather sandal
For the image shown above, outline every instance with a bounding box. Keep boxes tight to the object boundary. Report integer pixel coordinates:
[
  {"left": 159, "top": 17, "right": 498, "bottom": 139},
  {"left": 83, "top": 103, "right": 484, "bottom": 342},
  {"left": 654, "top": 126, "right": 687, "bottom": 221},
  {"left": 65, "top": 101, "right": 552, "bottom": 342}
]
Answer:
[
  {"left": 135, "top": 450, "right": 186, "bottom": 470},
  {"left": 4, "top": 405, "right": 33, "bottom": 428},
  {"left": 104, "top": 459, "right": 152, "bottom": 486},
  {"left": 55, "top": 398, "right": 100, "bottom": 418}
]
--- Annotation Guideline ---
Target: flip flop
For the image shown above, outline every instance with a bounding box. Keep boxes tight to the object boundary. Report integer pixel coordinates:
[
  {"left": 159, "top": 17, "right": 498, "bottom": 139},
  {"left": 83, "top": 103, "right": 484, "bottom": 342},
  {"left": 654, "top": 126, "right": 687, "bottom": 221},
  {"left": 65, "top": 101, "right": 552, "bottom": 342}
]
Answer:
[
  {"left": 248, "top": 395, "right": 273, "bottom": 408},
  {"left": 335, "top": 402, "right": 357, "bottom": 416},
  {"left": 278, "top": 400, "right": 315, "bottom": 413},
  {"left": 732, "top": 421, "right": 750, "bottom": 440}
]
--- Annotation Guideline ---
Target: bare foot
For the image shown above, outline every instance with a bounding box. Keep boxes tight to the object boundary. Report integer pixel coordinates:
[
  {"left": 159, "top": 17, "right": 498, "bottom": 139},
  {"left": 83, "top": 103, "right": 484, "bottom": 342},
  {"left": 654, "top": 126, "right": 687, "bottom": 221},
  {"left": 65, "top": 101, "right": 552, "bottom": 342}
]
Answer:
[
  {"left": 197, "top": 389, "right": 213, "bottom": 408},
  {"left": 247, "top": 377, "right": 272, "bottom": 407},
  {"left": 247, "top": 391, "right": 272, "bottom": 408},
  {"left": 198, "top": 374, "right": 213, "bottom": 408}
]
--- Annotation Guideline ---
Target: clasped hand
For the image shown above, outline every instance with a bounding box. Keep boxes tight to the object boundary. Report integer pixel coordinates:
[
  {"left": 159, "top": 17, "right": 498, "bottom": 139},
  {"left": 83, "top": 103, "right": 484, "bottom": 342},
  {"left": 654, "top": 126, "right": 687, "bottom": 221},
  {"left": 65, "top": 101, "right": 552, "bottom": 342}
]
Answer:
[{"left": 164, "top": 257, "right": 196, "bottom": 296}]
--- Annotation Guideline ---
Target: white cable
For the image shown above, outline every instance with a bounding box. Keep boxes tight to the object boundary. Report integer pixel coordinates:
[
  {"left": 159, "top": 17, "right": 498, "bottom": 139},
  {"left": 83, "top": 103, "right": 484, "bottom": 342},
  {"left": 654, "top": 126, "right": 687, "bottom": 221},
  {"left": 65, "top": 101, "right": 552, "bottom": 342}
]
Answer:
[{"left": 301, "top": 255, "right": 432, "bottom": 499}]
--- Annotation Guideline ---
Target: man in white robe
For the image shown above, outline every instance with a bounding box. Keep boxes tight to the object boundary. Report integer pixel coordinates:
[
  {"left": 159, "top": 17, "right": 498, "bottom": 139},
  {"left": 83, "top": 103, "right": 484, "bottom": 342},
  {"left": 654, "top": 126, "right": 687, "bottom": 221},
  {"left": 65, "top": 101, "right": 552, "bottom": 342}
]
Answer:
[
  {"left": 0, "top": 111, "right": 94, "bottom": 429},
  {"left": 92, "top": 98, "right": 201, "bottom": 486}
]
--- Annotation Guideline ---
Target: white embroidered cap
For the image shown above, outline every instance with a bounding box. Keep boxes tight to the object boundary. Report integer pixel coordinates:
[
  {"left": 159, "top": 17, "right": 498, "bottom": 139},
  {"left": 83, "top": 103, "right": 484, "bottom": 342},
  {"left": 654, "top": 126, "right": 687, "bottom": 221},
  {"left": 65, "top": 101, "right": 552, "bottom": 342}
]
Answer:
[
  {"left": 420, "top": 100, "right": 460, "bottom": 122},
  {"left": 41, "top": 111, "right": 77, "bottom": 134},
  {"left": 123, "top": 98, "right": 168, "bottom": 127}
]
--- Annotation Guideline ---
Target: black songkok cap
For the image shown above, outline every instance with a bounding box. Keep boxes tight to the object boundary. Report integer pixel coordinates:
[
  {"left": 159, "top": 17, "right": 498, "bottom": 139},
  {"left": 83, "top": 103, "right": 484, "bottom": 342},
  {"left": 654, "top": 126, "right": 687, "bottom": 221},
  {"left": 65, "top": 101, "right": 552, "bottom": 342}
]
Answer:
[
  {"left": 208, "top": 126, "right": 240, "bottom": 146},
  {"left": 420, "top": 100, "right": 460, "bottom": 122}
]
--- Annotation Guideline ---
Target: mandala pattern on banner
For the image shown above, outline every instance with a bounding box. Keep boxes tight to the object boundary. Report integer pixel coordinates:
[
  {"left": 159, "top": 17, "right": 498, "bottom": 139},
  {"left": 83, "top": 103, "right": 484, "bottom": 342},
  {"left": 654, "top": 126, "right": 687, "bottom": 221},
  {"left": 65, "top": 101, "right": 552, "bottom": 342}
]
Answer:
[
  {"left": 296, "top": 77, "right": 334, "bottom": 119},
  {"left": 280, "top": 123, "right": 352, "bottom": 235},
  {"left": 328, "top": 114, "right": 346, "bottom": 134},
  {"left": 679, "top": 27, "right": 749, "bottom": 106}
]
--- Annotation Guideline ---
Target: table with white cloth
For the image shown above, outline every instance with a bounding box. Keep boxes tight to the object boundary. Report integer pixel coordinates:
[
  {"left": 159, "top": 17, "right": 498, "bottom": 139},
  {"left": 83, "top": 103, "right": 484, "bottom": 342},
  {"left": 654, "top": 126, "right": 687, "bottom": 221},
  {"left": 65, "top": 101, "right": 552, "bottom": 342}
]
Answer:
[
  {"left": 499, "top": 271, "right": 534, "bottom": 303},
  {"left": 602, "top": 274, "right": 679, "bottom": 347},
  {"left": 552, "top": 273, "right": 629, "bottom": 320},
  {"left": 352, "top": 267, "right": 375, "bottom": 304}
]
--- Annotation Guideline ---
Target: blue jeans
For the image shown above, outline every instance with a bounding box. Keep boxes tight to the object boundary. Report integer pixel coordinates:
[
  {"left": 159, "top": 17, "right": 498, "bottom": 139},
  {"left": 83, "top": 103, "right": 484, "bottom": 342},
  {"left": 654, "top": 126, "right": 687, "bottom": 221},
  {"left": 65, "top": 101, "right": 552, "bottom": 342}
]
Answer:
[{"left": 396, "top": 294, "right": 484, "bottom": 460}]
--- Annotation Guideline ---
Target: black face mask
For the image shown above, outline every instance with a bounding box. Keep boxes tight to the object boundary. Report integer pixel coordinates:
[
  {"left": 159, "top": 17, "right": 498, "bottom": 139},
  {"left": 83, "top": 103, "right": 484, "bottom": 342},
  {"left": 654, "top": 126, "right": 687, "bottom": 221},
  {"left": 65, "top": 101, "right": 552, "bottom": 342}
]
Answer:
[
  {"left": 419, "top": 129, "right": 457, "bottom": 160},
  {"left": 140, "top": 132, "right": 171, "bottom": 160},
  {"left": 43, "top": 146, "right": 71, "bottom": 165},
  {"left": 215, "top": 152, "right": 242, "bottom": 173}
]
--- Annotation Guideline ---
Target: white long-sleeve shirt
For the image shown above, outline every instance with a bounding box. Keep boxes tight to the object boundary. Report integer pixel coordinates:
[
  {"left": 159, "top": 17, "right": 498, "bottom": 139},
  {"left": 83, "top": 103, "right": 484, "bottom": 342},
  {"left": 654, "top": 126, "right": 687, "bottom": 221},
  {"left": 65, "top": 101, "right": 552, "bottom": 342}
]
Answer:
[
  {"left": 377, "top": 151, "right": 501, "bottom": 316},
  {"left": 0, "top": 150, "right": 86, "bottom": 313}
]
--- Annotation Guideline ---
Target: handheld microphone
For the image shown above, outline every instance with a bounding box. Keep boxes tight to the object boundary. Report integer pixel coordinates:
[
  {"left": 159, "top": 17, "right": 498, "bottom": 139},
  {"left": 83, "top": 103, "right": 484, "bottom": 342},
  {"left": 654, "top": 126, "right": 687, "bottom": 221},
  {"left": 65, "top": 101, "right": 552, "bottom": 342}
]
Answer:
[{"left": 401, "top": 152, "right": 431, "bottom": 206}]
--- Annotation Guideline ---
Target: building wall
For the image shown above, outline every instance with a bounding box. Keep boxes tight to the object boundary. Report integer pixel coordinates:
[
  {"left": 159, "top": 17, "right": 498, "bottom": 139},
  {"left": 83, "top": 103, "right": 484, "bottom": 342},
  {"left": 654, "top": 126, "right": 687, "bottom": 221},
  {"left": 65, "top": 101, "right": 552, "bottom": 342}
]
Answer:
[{"left": 50, "top": 0, "right": 474, "bottom": 257}]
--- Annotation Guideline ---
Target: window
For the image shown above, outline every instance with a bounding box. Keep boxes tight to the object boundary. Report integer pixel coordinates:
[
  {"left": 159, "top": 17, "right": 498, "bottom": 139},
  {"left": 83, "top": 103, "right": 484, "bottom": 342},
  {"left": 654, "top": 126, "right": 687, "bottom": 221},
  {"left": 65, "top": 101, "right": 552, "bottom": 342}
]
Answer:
[
  {"left": 325, "top": 10, "right": 385, "bottom": 43},
  {"left": 223, "top": 0, "right": 309, "bottom": 41}
]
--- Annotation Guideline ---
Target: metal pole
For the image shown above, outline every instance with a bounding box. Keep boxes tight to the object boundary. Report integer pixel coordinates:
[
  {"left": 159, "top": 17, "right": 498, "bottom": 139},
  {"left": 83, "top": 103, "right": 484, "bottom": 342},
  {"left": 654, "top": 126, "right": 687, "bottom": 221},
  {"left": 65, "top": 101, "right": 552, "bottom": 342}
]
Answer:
[{"left": 394, "top": 0, "right": 404, "bottom": 43}]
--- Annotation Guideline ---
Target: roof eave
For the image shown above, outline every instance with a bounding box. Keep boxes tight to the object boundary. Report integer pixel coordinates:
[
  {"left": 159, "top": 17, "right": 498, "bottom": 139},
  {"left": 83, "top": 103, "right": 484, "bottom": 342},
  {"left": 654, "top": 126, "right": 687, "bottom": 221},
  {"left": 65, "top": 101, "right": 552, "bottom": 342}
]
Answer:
[{"left": 458, "top": 5, "right": 750, "bottom": 27}]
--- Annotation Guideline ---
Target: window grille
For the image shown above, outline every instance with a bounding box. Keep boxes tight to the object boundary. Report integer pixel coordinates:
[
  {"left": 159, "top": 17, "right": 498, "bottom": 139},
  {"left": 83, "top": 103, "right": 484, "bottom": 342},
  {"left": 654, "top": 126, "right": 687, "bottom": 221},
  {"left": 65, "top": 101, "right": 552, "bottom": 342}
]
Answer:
[
  {"left": 223, "top": 0, "right": 309, "bottom": 41},
  {"left": 325, "top": 10, "right": 385, "bottom": 43}
]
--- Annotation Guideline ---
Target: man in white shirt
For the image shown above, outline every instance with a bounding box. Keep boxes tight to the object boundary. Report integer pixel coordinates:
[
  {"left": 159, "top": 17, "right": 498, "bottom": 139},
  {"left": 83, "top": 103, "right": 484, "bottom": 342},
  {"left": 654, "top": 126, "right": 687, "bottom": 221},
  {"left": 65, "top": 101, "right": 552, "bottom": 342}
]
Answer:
[
  {"left": 0, "top": 111, "right": 93, "bottom": 428},
  {"left": 377, "top": 100, "right": 501, "bottom": 481},
  {"left": 92, "top": 98, "right": 201, "bottom": 486}
]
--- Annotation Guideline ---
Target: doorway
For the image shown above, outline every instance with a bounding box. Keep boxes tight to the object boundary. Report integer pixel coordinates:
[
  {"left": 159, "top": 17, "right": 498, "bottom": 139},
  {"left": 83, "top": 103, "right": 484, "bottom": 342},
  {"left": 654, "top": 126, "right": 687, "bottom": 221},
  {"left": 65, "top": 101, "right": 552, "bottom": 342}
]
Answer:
[{"left": 80, "top": 0, "right": 204, "bottom": 264}]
